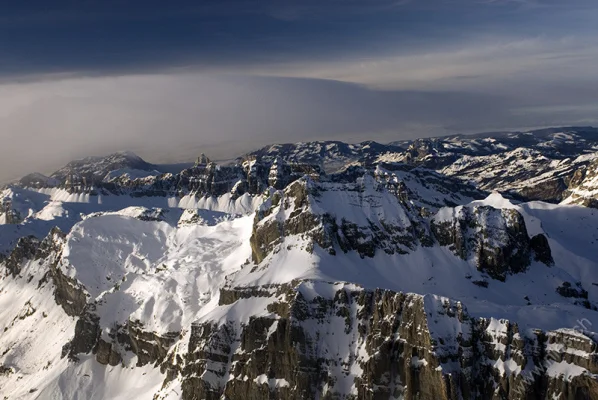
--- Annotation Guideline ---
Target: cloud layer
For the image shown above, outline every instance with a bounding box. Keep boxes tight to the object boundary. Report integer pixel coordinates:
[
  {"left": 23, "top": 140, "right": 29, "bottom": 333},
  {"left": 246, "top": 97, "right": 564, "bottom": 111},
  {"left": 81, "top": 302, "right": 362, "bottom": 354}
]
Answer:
[{"left": 0, "top": 0, "right": 597, "bottom": 181}]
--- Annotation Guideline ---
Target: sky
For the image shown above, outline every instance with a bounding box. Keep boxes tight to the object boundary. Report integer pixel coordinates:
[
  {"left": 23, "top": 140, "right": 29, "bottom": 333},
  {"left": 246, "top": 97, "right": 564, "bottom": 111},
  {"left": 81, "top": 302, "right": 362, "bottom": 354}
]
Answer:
[{"left": 1, "top": 0, "right": 598, "bottom": 181}]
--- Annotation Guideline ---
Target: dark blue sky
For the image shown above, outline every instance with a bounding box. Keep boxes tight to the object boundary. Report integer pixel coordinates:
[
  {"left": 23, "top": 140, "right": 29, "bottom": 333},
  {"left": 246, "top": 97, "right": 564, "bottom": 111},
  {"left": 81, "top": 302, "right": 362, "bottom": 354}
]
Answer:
[
  {"left": 1, "top": 0, "right": 597, "bottom": 180},
  {"left": 2, "top": 0, "right": 594, "bottom": 77}
]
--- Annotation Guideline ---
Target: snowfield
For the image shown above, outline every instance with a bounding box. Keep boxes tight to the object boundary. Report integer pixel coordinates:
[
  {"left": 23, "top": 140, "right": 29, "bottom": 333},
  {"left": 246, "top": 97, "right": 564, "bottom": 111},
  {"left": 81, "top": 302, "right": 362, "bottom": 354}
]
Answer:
[{"left": 61, "top": 209, "right": 254, "bottom": 333}]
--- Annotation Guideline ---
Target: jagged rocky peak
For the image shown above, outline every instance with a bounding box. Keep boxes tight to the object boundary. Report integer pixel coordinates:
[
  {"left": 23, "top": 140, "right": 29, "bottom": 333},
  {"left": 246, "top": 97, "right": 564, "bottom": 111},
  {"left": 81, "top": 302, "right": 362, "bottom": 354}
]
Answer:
[
  {"left": 0, "top": 196, "right": 21, "bottom": 224},
  {"left": 195, "top": 152, "right": 211, "bottom": 166},
  {"left": 2, "top": 235, "right": 41, "bottom": 277},
  {"left": 431, "top": 201, "right": 553, "bottom": 281},
  {"left": 177, "top": 154, "right": 322, "bottom": 198},
  {"left": 250, "top": 166, "right": 473, "bottom": 262}
]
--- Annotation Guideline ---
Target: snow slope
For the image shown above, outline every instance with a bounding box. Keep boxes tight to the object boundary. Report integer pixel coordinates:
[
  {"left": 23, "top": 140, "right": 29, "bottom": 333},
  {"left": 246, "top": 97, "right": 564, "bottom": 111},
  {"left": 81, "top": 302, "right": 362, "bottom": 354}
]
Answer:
[
  {"left": 61, "top": 209, "right": 254, "bottom": 333},
  {"left": 0, "top": 186, "right": 263, "bottom": 255}
]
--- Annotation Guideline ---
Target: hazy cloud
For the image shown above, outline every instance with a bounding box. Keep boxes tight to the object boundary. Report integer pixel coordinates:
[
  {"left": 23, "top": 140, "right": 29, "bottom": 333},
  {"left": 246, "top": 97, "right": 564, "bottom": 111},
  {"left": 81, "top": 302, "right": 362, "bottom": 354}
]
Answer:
[
  {"left": 0, "top": 0, "right": 597, "bottom": 181},
  {"left": 1, "top": 71, "right": 596, "bottom": 182}
]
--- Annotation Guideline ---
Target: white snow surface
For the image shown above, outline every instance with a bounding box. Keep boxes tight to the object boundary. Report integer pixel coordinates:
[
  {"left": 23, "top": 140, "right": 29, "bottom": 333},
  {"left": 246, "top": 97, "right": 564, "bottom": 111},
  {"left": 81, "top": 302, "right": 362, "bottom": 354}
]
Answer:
[
  {"left": 61, "top": 211, "right": 255, "bottom": 333},
  {"left": 0, "top": 186, "right": 262, "bottom": 254}
]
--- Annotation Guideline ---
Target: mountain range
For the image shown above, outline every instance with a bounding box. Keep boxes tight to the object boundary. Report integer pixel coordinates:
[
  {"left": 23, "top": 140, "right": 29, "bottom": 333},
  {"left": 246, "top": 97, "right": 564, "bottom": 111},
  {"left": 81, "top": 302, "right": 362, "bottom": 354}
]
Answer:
[{"left": 1, "top": 127, "right": 598, "bottom": 399}]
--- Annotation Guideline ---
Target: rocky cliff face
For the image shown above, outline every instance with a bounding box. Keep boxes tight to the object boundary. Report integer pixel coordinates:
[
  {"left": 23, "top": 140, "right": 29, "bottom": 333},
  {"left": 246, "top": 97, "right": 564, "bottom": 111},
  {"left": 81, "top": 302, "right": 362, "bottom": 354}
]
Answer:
[
  {"left": 0, "top": 198, "right": 22, "bottom": 224},
  {"left": 431, "top": 205, "right": 553, "bottom": 281},
  {"left": 562, "top": 158, "right": 598, "bottom": 208},
  {"left": 250, "top": 175, "right": 433, "bottom": 264},
  {"left": 178, "top": 284, "right": 598, "bottom": 400}
]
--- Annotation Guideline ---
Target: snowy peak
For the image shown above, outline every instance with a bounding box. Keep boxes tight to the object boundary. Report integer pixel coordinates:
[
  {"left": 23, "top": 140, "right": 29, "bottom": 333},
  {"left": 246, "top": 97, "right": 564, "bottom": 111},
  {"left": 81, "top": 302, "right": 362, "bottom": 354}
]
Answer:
[
  {"left": 247, "top": 176, "right": 556, "bottom": 287},
  {"left": 248, "top": 165, "right": 489, "bottom": 270}
]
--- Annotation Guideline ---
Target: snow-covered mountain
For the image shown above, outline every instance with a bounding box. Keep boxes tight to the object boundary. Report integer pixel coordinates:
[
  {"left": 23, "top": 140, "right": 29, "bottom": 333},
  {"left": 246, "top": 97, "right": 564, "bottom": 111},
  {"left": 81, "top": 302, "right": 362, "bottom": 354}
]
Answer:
[
  {"left": 2, "top": 128, "right": 598, "bottom": 399},
  {"left": 48, "top": 151, "right": 159, "bottom": 184},
  {"left": 246, "top": 141, "right": 405, "bottom": 172},
  {"left": 382, "top": 127, "right": 598, "bottom": 205}
]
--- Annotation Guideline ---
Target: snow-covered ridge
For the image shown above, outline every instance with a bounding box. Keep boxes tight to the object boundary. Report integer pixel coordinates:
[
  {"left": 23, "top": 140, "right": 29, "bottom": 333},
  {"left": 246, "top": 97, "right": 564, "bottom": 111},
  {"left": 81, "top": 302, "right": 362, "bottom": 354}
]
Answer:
[{"left": 0, "top": 184, "right": 264, "bottom": 255}]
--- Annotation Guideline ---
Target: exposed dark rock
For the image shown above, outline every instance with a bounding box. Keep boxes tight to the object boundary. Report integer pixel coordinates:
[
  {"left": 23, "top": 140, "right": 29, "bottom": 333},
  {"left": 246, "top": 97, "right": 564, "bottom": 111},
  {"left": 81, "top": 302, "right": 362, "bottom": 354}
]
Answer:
[
  {"left": 519, "top": 177, "right": 568, "bottom": 202},
  {"left": 530, "top": 233, "right": 554, "bottom": 265},
  {"left": 50, "top": 261, "right": 89, "bottom": 317},
  {"left": 124, "top": 321, "right": 180, "bottom": 366},
  {"left": 556, "top": 282, "right": 588, "bottom": 299},
  {"left": 4, "top": 235, "right": 40, "bottom": 277},
  {"left": 0, "top": 198, "right": 22, "bottom": 224},
  {"left": 95, "top": 338, "right": 122, "bottom": 366},
  {"left": 250, "top": 177, "right": 435, "bottom": 264},
  {"left": 431, "top": 206, "right": 544, "bottom": 281},
  {"left": 68, "top": 309, "right": 101, "bottom": 360},
  {"left": 0, "top": 365, "right": 14, "bottom": 376}
]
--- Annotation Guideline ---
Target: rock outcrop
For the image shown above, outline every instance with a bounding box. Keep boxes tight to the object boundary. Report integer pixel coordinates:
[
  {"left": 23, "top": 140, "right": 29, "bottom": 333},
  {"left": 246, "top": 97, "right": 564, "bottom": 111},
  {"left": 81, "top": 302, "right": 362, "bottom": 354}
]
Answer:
[
  {"left": 250, "top": 175, "right": 434, "bottom": 263},
  {"left": 562, "top": 158, "right": 598, "bottom": 208},
  {"left": 0, "top": 198, "right": 22, "bottom": 224},
  {"left": 431, "top": 205, "right": 551, "bottom": 281}
]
